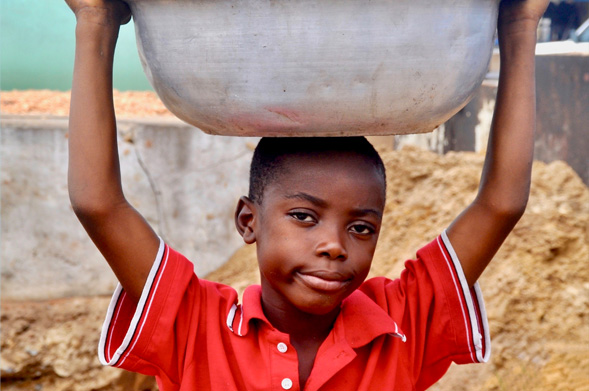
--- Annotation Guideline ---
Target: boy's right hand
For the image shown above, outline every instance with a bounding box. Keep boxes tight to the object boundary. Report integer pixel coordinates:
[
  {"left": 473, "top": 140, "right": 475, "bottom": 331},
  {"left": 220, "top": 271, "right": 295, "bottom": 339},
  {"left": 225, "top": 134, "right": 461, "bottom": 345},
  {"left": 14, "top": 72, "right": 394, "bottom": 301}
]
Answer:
[
  {"left": 65, "top": 0, "right": 131, "bottom": 25},
  {"left": 67, "top": 0, "right": 160, "bottom": 304}
]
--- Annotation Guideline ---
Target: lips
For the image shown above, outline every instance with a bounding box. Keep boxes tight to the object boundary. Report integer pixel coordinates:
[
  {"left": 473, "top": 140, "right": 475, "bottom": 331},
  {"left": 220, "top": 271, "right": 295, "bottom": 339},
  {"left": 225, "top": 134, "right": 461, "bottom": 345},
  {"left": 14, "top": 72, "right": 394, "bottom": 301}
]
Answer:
[{"left": 295, "top": 271, "right": 352, "bottom": 292}]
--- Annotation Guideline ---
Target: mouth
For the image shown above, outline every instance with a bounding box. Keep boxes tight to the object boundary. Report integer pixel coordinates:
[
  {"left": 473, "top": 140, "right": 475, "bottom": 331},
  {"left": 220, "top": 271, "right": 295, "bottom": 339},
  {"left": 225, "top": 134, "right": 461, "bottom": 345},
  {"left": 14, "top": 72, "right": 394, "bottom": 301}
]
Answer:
[{"left": 295, "top": 271, "right": 352, "bottom": 292}]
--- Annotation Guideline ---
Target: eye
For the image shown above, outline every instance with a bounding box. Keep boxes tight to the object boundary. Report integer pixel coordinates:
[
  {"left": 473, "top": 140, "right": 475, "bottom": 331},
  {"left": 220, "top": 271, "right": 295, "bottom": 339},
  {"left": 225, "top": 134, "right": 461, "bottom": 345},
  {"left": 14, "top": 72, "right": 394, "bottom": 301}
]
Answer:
[
  {"left": 349, "top": 223, "right": 375, "bottom": 236},
  {"left": 289, "top": 212, "right": 315, "bottom": 223}
]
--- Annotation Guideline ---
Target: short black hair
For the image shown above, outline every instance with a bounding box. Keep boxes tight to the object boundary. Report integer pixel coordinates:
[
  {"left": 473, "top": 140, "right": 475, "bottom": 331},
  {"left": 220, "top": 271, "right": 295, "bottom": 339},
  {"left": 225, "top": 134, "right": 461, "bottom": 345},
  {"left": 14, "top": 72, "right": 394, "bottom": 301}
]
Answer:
[{"left": 248, "top": 137, "right": 386, "bottom": 204}]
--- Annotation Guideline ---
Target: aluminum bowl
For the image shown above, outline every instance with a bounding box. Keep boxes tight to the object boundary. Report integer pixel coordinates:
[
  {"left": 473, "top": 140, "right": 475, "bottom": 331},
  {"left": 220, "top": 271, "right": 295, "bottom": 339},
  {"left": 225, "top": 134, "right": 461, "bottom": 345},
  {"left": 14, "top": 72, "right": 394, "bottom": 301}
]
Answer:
[{"left": 128, "top": 0, "right": 499, "bottom": 136}]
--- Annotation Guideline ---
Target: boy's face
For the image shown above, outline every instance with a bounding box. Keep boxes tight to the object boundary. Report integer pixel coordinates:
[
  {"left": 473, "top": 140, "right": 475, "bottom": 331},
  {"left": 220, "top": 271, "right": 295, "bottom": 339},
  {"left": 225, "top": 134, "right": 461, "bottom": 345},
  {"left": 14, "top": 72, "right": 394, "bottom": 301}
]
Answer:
[{"left": 237, "top": 151, "right": 385, "bottom": 317}]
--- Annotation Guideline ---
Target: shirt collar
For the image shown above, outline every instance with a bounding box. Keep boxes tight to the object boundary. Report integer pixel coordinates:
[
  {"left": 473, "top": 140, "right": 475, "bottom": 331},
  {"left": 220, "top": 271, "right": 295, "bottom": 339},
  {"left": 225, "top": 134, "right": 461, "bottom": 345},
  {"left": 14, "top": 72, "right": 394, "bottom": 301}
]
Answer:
[{"left": 232, "top": 284, "right": 405, "bottom": 347}]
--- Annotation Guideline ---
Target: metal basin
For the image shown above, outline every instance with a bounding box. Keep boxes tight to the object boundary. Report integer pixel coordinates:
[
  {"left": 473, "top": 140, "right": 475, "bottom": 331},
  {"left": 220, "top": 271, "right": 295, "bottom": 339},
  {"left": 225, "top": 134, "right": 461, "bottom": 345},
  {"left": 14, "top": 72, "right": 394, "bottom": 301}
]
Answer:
[{"left": 128, "top": 0, "right": 499, "bottom": 136}]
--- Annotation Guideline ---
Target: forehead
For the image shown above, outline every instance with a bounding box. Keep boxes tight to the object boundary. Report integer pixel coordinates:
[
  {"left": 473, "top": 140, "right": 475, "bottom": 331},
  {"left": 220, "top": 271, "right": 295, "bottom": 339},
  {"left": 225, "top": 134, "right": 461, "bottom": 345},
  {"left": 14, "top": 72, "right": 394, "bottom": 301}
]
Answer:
[{"left": 267, "top": 151, "right": 386, "bottom": 207}]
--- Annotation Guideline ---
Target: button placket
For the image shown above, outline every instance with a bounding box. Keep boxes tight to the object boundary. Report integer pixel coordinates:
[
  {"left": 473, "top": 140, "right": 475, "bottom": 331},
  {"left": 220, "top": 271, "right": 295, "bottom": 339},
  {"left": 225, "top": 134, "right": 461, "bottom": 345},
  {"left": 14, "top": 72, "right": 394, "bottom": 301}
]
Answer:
[{"left": 268, "top": 332, "right": 298, "bottom": 391}]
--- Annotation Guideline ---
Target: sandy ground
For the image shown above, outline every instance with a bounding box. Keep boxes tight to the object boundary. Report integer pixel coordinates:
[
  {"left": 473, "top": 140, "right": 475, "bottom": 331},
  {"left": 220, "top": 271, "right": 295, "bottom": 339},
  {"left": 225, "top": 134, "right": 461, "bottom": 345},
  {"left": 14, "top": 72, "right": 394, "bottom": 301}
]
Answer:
[
  {"left": 2, "top": 91, "right": 588, "bottom": 391},
  {"left": 1, "top": 90, "right": 172, "bottom": 118}
]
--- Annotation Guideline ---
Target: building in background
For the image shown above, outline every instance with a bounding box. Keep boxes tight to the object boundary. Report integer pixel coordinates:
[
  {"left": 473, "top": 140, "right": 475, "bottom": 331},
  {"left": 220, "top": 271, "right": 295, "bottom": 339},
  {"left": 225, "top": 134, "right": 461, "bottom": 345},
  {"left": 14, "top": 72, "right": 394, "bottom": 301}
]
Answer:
[
  {"left": 1, "top": 1, "right": 151, "bottom": 91},
  {"left": 1, "top": 1, "right": 588, "bottom": 92},
  {"left": 542, "top": 0, "right": 589, "bottom": 41}
]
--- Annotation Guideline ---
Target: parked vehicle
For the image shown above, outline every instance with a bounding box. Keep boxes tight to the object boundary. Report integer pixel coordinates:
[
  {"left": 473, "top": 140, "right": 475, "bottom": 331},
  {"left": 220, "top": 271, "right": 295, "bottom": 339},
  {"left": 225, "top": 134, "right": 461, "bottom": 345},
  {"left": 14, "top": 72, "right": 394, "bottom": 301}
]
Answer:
[
  {"left": 570, "top": 17, "right": 589, "bottom": 42},
  {"left": 536, "top": 17, "right": 589, "bottom": 54}
]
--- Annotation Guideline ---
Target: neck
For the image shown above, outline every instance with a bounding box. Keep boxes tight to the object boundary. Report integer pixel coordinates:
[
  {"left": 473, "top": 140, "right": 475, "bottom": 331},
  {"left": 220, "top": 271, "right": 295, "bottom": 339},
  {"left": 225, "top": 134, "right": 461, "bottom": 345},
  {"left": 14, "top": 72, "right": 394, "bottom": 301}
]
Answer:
[{"left": 261, "top": 290, "right": 339, "bottom": 341}]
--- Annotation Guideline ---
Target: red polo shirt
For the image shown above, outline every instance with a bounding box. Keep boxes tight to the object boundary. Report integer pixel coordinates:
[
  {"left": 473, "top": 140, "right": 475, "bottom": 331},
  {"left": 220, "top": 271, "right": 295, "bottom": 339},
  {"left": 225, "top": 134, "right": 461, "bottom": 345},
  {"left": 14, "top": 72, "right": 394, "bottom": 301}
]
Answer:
[{"left": 99, "top": 231, "right": 490, "bottom": 391}]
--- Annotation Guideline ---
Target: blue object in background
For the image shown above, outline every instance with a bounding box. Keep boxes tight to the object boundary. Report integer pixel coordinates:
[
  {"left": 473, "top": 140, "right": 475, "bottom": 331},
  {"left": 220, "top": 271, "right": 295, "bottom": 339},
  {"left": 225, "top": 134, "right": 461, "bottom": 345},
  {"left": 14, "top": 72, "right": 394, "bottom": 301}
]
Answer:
[
  {"left": 1, "top": 0, "right": 587, "bottom": 92},
  {"left": 1, "top": 0, "right": 152, "bottom": 91}
]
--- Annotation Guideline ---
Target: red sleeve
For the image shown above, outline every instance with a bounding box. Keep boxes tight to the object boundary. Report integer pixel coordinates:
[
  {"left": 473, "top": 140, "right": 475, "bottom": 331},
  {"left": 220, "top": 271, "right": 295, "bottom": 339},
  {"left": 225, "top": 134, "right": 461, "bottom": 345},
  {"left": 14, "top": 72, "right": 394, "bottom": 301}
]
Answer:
[
  {"left": 414, "top": 231, "right": 490, "bottom": 366},
  {"left": 97, "top": 239, "right": 238, "bottom": 389},
  {"left": 362, "top": 231, "right": 490, "bottom": 389}
]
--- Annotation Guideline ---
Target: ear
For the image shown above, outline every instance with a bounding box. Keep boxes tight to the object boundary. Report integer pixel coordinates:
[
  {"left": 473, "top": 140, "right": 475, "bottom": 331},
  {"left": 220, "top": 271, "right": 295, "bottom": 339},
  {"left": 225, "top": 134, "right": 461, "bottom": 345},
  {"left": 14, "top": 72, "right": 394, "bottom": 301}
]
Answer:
[{"left": 235, "top": 196, "right": 257, "bottom": 244}]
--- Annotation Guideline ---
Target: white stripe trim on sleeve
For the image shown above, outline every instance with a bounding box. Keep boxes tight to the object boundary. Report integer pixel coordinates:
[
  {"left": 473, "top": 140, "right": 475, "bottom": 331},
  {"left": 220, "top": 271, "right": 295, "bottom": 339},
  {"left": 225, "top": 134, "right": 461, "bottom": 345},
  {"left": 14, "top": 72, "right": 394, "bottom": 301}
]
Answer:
[
  {"left": 98, "top": 238, "right": 166, "bottom": 366},
  {"left": 440, "top": 231, "right": 491, "bottom": 363}
]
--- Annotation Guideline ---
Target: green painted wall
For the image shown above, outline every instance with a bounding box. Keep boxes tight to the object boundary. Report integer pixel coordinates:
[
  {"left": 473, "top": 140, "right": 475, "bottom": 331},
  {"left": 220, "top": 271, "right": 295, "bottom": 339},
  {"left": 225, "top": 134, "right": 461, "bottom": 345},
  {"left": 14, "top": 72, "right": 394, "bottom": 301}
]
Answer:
[{"left": 1, "top": 0, "right": 152, "bottom": 91}]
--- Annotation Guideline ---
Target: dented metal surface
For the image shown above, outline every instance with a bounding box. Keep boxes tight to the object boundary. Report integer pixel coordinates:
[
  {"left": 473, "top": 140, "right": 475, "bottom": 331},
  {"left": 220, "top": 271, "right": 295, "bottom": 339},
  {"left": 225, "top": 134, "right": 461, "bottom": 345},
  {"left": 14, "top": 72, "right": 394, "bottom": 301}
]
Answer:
[{"left": 128, "top": 0, "right": 500, "bottom": 136}]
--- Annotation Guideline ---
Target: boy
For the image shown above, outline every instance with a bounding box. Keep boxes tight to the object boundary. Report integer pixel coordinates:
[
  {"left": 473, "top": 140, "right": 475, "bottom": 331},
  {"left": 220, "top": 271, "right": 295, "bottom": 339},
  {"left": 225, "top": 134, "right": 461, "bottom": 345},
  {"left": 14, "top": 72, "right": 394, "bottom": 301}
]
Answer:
[{"left": 66, "top": 0, "right": 549, "bottom": 389}]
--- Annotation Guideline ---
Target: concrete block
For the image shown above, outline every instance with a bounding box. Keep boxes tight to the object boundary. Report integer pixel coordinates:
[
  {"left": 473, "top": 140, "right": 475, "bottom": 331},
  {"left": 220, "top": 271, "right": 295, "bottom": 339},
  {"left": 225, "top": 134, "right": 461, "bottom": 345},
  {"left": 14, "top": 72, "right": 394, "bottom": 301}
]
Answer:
[{"left": 1, "top": 115, "right": 257, "bottom": 300}]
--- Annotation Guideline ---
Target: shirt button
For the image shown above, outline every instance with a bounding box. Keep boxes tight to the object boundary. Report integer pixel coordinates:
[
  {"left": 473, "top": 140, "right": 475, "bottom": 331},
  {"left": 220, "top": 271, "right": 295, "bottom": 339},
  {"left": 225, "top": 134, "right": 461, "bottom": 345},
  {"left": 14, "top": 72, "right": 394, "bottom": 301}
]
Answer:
[
  {"left": 281, "top": 378, "right": 293, "bottom": 390},
  {"left": 277, "top": 342, "right": 288, "bottom": 353}
]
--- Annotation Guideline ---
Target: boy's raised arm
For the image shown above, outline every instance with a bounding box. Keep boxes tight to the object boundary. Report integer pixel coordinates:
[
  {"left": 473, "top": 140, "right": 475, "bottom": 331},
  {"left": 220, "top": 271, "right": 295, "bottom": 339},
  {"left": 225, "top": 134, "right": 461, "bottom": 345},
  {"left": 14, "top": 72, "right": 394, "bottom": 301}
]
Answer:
[
  {"left": 67, "top": 0, "right": 159, "bottom": 303},
  {"left": 446, "top": 0, "right": 550, "bottom": 287}
]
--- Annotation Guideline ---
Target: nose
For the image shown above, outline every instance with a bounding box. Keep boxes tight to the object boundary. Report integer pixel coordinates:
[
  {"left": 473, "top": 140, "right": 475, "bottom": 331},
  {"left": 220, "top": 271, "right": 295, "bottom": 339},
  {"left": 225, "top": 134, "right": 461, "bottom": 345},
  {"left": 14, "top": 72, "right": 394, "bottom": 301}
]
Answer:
[{"left": 315, "top": 225, "right": 348, "bottom": 261}]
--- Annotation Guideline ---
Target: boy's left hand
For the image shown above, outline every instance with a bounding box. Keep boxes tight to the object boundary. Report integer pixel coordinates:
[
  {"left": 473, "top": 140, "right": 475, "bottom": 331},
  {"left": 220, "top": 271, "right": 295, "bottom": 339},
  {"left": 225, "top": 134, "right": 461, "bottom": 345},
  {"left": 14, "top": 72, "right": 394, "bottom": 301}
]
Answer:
[{"left": 499, "top": 0, "right": 550, "bottom": 29}]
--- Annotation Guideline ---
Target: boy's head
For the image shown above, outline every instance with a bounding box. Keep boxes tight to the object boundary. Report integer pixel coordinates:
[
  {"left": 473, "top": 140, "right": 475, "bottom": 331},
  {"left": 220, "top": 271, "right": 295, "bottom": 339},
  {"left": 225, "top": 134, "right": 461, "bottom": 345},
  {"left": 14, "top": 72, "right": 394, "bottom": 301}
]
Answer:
[
  {"left": 248, "top": 137, "right": 386, "bottom": 204},
  {"left": 235, "top": 137, "right": 387, "bottom": 316}
]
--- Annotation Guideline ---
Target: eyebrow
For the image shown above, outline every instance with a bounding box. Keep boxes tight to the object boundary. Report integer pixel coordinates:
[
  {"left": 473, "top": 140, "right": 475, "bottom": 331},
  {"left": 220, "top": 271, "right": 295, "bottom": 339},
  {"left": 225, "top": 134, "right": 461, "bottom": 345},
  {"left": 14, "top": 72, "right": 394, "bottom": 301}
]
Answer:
[
  {"left": 284, "top": 192, "right": 328, "bottom": 208},
  {"left": 284, "top": 192, "right": 383, "bottom": 218}
]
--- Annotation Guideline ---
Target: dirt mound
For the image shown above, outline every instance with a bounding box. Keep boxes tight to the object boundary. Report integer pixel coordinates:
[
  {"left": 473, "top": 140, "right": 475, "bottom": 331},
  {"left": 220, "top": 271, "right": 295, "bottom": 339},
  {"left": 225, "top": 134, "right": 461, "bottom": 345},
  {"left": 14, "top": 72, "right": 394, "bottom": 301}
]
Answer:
[
  {"left": 1, "top": 90, "right": 172, "bottom": 118},
  {"left": 2, "top": 146, "right": 588, "bottom": 391},
  {"left": 0, "top": 297, "right": 156, "bottom": 391}
]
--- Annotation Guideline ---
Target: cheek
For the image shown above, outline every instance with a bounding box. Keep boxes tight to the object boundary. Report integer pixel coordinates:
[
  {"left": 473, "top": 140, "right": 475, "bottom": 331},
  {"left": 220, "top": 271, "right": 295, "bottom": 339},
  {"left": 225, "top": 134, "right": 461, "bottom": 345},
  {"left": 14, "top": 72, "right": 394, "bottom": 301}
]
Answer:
[
  {"left": 349, "top": 242, "right": 377, "bottom": 276},
  {"left": 256, "top": 238, "right": 293, "bottom": 277},
  {"left": 356, "top": 258, "right": 373, "bottom": 280}
]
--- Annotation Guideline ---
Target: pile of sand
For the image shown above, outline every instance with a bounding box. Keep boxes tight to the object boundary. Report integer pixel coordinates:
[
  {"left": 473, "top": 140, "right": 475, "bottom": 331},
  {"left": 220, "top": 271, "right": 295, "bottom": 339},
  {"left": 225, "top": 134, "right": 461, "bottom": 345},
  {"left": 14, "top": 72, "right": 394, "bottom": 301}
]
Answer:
[
  {"left": 1, "top": 94, "right": 588, "bottom": 390},
  {"left": 0, "top": 90, "right": 172, "bottom": 118},
  {"left": 381, "top": 147, "right": 589, "bottom": 390}
]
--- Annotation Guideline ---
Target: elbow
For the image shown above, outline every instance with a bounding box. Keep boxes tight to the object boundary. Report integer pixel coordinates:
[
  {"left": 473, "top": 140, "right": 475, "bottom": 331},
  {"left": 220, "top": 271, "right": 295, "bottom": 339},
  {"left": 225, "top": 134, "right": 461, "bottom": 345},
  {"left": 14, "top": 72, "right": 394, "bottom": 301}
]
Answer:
[
  {"left": 500, "top": 203, "right": 528, "bottom": 225},
  {"left": 498, "top": 194, "right": 529, "bottom": 218},
  {"left": 69, "top": 188, "right": 127, "bottom": 223},
  {"left": 70, "top": 198, "right": 107, "bottom": 221},
  {"left": 476, "top": 194, "right": 529, "bottom": 224},
  {"left": 476, "top": 178, "right": 531, "bottom": 221}
]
